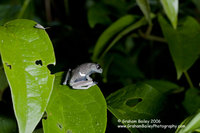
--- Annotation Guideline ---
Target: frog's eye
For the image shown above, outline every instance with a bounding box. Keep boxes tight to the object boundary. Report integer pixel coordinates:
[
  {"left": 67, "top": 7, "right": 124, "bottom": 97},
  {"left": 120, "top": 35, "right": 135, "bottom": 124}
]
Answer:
[{"left": 96, "top": 64, "right": 101, "bottom": 69}]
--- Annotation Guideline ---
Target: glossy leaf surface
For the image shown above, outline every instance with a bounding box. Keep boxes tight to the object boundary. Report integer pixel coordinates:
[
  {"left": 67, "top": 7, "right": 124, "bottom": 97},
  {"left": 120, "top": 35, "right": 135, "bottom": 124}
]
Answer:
[
  {"left": 42, "top": 72, "right": 107, "bottom": 133},
  {"left": 0, "top": 19, "right": 55, "bottom": 133}
]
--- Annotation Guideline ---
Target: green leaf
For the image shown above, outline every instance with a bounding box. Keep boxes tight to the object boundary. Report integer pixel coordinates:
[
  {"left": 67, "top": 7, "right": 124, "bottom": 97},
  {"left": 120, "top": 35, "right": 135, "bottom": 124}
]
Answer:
[
  {"left": 176, "top": 110, "right": 200, "bottom": 133},
  {"left": 106, "top": 83, "right": 165, "bottom": 132},
  {"left": 87, "top": 3, "right": 112, "bottom": 28},
  {"left": 0, "top": 19, "right": 55, "bottom": 133},
  {"left": 183, "top": 88, "right": 200, "bottom": 114},
  {"left": 136, "top": 0, "right": 152, "bottom": 24},
  {"left": 42, "top": 72, "right": 107, "bottom": 133},
  {"left": 145, "top": 80, "right": 182, "bottom": 94},
  {"left": 92, "top": 15, "right": 138, "bottom": 61},
  {"left": 92, "top": 14, "right": 155, "bottom": 61},
  {"left": 159, "top": 15, "right": 200, "bottom": 79},
  {"left": 0, "top": 59, "right": 8, "bottom": 101},
  {"left": 160, "top": 0, "right": 178, "bottom": 29}
]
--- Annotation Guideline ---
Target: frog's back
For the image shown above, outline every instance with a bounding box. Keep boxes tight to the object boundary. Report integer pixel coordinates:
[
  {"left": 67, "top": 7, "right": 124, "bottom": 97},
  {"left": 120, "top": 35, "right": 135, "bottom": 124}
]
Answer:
[{"left": 70, "top": 63, "right": 93, "bottom": 82}]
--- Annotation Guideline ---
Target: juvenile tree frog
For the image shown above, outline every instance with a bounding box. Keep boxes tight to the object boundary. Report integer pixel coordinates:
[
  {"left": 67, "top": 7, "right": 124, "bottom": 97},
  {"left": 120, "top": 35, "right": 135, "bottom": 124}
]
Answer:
[{"left": 63, "top": 63, "right": 103, "bottom": 89}]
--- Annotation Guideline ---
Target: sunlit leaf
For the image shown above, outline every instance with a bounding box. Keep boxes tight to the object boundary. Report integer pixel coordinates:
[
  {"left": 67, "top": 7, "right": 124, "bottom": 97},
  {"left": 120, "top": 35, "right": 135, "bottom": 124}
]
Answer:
[
  {"left": 42, "top": 72, "right": 107, "bottom": 133},
  {"left": 159, "top": 15, "right": 200, "bottom": 79},
  {"left": 160, "top": 0, "right": 178, "bottom": 29},
  {"left": 0, "top": 19, "right": 55, "bottom": 133}
]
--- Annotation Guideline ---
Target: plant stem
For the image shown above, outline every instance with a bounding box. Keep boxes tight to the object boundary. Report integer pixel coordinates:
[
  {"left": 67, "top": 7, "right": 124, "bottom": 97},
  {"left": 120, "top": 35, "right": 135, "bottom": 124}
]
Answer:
[
  {"left": 145, "top": 24, "right": 153, "bottom": 35},
  {"left": 184, "top": 71, "right": 194, "bottom": 88},
  {"left": 139, "top": 30, "right": 167, "bottom": 43},
  {"left": 17, "top": 0, "right": 31, "bottom": 18}
]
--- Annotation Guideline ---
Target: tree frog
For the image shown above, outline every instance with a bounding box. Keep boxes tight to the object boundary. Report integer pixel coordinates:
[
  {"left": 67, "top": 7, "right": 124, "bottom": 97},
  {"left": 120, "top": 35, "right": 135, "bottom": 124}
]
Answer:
[{"left": 63, "top": 63, "right": 103, "bottom": 89}]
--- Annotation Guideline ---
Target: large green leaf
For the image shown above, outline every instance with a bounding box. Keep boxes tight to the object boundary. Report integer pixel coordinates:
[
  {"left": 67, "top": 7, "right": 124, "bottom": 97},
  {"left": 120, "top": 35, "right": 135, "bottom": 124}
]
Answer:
[
  {"left": 159, "top": 15, "right": 200, "bottom": 79},
  {"left": 136, "top": 0, "right": 151, "bottom": 24},
  {"left": 42, "top": 72, "right": 107, "bottom": 133},
  {"left": 106, "top": 83, "right": 165, "bottom": 132},
  {"left": 183, "top": 88, "right": 200, "bottom": 114},
  {"left": 92, "top": 15, "right": 138, "bottom": 61},
  {"left": 176, "top": 110, "right": 200, "bottom": 133},
  {"left": 0, "top": 19, "right": 55, "bottom": 133},
  {"left": 160, "top": 0, "right": 178, "bottom": 29}
]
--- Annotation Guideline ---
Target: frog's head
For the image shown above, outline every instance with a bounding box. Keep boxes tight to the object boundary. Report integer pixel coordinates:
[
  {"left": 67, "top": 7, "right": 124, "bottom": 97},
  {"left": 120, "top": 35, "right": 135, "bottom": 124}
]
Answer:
[{"left": 91, "top": 63, "right": 103, "bottom": 74}]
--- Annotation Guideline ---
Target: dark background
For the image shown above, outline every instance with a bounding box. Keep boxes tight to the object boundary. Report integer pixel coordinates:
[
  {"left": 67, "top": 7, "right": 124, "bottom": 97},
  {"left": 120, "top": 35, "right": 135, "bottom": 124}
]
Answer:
[{"left": 1, "top": 0, "right": 200, "bottom": 132}]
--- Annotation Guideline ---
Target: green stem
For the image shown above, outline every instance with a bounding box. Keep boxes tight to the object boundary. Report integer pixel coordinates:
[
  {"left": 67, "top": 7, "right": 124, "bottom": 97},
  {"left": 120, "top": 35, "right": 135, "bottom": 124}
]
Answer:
[
  {"left": 184, "top": 71, "right": 194, "bottom": 88},
  {"left": 17, "top": 0, "right": 31, "bottom": 18},
  {"left": 138, "top": 30, "right": 167, "bottom": 43},
  {"left": 145, "top": 24, "right": 153, "bottom": 35}
]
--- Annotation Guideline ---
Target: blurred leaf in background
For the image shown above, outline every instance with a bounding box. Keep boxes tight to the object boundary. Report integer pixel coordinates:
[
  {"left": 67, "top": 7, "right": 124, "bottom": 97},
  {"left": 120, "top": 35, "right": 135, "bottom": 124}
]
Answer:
[{"left": 159, "top": 15, "right": 200, "bottom": 79}]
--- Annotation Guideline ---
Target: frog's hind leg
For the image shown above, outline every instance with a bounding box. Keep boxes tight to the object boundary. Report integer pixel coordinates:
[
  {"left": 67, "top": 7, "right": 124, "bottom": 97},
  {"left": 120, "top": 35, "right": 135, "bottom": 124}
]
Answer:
[
  {"left": 71, "top": 80, "right": 96, "bottom": 89},
  {"left": 63, "top": 69, "right": 71, "bottom": 85}
]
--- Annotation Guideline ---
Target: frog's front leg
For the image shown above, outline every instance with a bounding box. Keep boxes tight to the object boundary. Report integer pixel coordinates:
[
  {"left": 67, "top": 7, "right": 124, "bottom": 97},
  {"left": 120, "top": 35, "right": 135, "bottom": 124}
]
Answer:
[
  {"left": 70, "top": 80, "right": 96, "bottom": 89},
  {"left": 86, "top": 75, "right": 92, "bottom": 81},
  {"left": 63, "top": 69, "right": 71, "bottom": 85}
]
